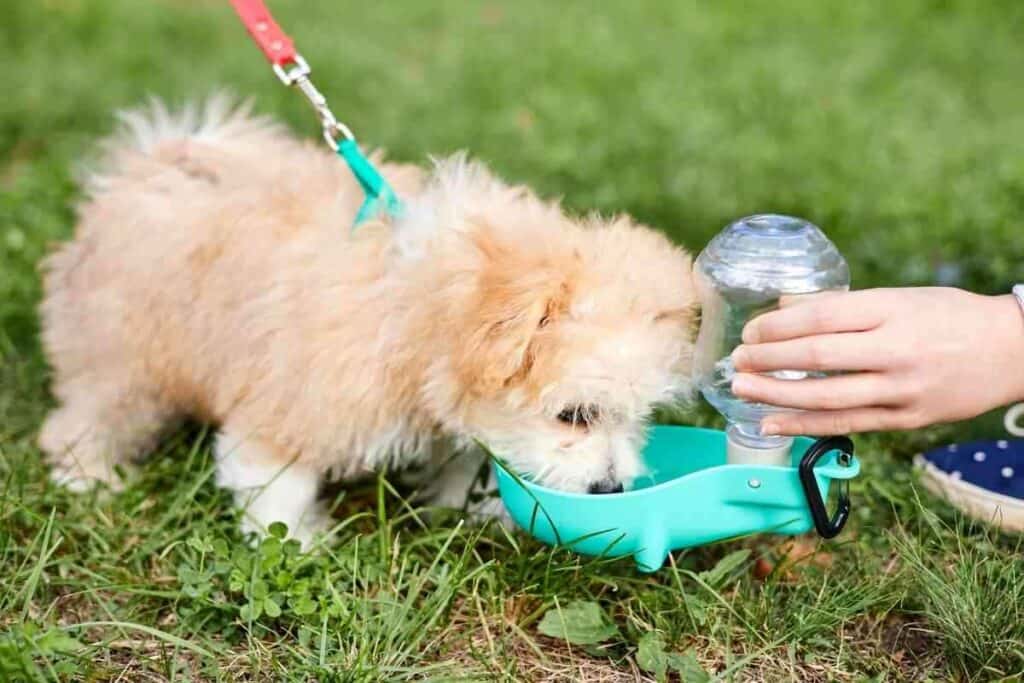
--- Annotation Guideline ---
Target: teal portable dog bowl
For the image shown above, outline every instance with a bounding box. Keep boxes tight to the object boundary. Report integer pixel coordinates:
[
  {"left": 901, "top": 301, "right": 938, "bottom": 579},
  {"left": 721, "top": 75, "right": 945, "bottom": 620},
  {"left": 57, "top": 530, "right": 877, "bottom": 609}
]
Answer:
[{"left": 494, "top": 426, "right": 860, "bottom": 571}]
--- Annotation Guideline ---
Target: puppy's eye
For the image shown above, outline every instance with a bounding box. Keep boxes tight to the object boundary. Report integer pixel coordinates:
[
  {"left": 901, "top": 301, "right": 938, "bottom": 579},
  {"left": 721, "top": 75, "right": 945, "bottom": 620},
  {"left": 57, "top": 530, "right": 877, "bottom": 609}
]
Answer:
[{"left": 556, "top": 405, "right": 598, "bottom": 429}]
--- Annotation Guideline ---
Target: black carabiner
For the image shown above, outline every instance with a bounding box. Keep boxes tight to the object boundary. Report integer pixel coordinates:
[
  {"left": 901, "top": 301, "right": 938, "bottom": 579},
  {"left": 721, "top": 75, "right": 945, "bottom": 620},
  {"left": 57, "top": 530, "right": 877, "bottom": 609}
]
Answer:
[{"left": 798, "top": 435, "right": 854, "bottom": 539}]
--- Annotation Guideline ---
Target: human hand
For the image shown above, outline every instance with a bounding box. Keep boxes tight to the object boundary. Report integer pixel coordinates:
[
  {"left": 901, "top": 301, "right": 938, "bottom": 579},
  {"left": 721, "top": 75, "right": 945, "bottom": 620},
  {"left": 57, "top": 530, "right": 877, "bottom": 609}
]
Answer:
[{"left": 730, "top": 287, "right": 1024, "bottom": 436}]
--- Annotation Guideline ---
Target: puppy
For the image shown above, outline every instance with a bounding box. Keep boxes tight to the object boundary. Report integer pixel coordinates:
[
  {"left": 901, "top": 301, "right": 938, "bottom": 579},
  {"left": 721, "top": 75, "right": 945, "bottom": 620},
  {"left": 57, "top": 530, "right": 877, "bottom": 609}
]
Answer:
[{"left": 38, "top": 96, "right": 697, "bottom": 545}]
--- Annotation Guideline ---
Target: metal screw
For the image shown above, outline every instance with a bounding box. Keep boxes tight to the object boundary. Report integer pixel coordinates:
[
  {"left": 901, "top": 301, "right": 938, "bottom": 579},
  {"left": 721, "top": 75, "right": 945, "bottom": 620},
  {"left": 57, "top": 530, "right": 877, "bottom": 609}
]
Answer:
[{"left": 748, "top": 479, "right": 761, "bottom": 489}]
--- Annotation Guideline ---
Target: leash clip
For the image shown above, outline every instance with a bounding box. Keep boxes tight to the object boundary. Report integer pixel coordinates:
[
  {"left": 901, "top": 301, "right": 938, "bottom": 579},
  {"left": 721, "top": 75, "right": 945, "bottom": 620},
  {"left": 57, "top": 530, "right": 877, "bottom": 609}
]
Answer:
[
  {"left": 271, "top": 55, "right": 398, "bottom": 227},
  {"left": 274, "top": 53, "right": 355, "bottom": 149}
]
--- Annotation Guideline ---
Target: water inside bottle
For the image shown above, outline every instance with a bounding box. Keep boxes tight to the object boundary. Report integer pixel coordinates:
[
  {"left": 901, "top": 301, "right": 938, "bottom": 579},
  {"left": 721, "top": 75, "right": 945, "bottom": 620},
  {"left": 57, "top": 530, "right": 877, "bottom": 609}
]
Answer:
[{"left": 701, "top": 354, "right": 822, "bottom": 435}]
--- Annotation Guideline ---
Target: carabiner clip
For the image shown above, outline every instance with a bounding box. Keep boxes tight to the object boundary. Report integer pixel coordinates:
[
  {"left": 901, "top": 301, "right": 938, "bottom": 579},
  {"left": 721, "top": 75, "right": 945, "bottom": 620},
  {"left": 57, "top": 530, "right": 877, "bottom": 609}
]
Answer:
[{"left": 799, "top": 435, "right": 854, "bottom": 539}]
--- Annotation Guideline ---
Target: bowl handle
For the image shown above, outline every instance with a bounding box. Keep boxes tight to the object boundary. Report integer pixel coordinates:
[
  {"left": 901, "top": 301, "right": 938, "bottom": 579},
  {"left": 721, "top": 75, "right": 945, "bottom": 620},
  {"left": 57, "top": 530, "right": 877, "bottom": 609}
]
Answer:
[{"left": 798, "top": 436, "right": 855, "bottom": 539}]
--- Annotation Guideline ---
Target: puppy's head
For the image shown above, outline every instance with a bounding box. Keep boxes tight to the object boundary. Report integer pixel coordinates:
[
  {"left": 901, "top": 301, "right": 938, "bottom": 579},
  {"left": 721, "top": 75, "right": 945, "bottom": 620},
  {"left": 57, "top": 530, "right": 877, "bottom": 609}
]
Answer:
[{"left": 404, "top": 157, "right": 697, "bottom": 493}]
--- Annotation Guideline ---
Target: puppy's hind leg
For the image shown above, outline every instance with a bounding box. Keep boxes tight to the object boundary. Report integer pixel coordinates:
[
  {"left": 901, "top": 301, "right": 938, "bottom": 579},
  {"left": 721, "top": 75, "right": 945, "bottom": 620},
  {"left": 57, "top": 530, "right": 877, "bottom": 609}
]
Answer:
[
  {"left": 39, "top": 380, "right": 177, "bottom": 492},
  {"left": 214, "top": 428, "right": 330, "bottom": 549}
]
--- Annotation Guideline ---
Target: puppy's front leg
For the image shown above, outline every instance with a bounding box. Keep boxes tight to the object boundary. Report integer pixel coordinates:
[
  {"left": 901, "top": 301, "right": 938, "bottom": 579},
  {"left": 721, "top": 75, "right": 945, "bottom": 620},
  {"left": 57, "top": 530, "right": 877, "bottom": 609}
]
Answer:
[
  {"left": 214, "top": 430, "right": 330, "bottom": 549},
  {"left": 420, "top": 448, "right": 512, "bottom": 526}
]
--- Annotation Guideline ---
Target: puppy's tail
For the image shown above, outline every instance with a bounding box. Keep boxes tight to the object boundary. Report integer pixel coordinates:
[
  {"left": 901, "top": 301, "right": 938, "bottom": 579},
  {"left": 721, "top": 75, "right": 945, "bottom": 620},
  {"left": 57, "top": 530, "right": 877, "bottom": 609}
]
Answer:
[{"left": 80, "top": 92, "right": 282, "bottom": 197}]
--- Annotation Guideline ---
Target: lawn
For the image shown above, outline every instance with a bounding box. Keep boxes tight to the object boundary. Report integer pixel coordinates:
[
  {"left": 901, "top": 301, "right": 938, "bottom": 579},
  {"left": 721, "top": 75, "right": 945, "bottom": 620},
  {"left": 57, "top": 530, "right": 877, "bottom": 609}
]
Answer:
[{"left": 3, "top": 0, "right": 1024, "bottom": 680}]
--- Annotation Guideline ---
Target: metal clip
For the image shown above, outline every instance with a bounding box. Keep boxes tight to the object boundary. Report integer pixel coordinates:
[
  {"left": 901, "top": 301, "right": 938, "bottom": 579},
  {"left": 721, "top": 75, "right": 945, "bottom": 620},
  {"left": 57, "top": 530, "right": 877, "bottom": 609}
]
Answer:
[
  {"left": 272, "top": 54, "right": 311, "bottom": 86},
  {"left": 273, "top": 53, "right": 354, "bottom": 149}
]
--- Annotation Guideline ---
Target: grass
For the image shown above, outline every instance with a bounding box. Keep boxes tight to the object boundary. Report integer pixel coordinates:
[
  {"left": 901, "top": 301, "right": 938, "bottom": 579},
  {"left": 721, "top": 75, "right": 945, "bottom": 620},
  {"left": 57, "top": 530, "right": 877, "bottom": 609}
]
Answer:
[{"left": 3, "top": 0, "right": 1024, "bottom": 679}]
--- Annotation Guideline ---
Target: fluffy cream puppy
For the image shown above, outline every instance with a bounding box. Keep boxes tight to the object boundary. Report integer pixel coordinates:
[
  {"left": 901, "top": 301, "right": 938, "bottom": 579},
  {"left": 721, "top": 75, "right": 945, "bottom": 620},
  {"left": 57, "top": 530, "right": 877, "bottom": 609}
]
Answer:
[{"left": 38, "top": 97, "right": 697, "bottom": 545}]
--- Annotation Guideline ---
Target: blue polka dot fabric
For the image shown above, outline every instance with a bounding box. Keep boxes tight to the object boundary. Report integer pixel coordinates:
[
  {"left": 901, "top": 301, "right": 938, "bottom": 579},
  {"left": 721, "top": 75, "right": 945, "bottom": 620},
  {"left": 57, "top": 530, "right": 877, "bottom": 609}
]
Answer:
[{"left": 920, "top": 439, "right": 1024, "bottom": 499}]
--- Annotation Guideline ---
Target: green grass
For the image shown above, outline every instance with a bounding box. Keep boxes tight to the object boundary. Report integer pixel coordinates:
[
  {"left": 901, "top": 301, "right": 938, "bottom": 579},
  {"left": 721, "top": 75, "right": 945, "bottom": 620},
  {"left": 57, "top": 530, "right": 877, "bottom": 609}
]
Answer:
[{"left": 3, "top": 0, "right": 1024, "bottom": 679}]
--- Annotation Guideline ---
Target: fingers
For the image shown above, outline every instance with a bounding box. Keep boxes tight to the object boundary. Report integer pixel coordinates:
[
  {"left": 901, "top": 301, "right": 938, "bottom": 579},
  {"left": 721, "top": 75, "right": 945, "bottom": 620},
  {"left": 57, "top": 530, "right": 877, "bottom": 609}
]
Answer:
[
  {"left": 732, "top": 334, "right": 883, "bottom": 373},
  {"left": 742, "top": 291, "right": 885, "bottom": 344},
  {"left": 761, "top": 407, "right": 908, "bottom": 437},
  {"left": 777, "top": 290, "right": 843, "bottom": 308},
  {"left": 731, "top": 371, "right": 900, "bottom": 411}
]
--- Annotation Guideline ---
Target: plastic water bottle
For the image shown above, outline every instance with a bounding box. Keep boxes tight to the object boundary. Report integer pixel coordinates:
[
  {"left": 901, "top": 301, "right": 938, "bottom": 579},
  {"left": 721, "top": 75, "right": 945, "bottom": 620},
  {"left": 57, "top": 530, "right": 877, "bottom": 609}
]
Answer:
[{"left": 693, "top": 214, "right": 850, "bottom": 465}]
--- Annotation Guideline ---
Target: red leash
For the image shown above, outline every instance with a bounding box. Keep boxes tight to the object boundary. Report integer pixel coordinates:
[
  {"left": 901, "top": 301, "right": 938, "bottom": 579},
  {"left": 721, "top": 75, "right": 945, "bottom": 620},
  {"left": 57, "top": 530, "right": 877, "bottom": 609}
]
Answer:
[
  {"left": 229, "top": 0, "right": 297, "bottom": 68},
  {"left": 230, "top": 0, "right": 317, "bottom": 97}
]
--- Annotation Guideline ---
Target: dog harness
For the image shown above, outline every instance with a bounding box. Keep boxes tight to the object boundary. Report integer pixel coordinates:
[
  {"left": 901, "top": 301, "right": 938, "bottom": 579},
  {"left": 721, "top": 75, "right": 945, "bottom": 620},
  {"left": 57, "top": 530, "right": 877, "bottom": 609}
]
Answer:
[{"left": 229, "top": 0, "right": 402, "bottom": 229}]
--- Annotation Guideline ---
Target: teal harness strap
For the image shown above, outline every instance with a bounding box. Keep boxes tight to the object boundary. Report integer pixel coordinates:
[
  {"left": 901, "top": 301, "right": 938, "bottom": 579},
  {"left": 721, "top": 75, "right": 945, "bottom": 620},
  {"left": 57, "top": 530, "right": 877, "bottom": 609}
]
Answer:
[{"left": 336, "top": 139, "right": 403, "bottom": 229}]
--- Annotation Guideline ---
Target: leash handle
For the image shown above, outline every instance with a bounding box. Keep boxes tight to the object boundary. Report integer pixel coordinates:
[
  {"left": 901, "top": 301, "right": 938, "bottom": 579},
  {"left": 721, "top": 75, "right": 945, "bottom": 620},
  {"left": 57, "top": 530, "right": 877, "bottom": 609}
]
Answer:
[{"left": 228, "top": 0, "right": 401, "bottom": 227}]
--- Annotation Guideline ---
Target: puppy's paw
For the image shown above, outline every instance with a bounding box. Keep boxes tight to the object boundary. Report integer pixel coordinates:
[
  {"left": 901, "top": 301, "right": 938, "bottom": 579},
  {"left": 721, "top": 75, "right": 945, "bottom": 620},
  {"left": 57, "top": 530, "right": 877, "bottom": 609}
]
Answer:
[
  {"left": 421, "top": 486, "right": 514, "bottom": 530},
  {"left": 40, "top": 409, "right": 133, "bottom": 494},
  {"left": 464, "top": 492, "right": 515, "bottom": 530},
  {"left": 415, "top": 450, "right": 515, "bottom": 529},
  {"left": 291, "top": 505, "right": 335, "bottom": 550},
  {"left": 49, "top": 464, "right": 126, "bottom": 491},
  {"left": 240, "top": 504, "right": 334, "bottom": 552},
  {"left": 47, "top": 457, "right": 129, "bottom": 493}
]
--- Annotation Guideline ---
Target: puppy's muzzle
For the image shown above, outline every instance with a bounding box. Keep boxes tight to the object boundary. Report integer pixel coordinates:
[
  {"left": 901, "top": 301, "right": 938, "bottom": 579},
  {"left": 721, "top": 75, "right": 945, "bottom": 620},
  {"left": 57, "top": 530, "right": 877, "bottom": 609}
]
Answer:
[{"left": 587, "top": 479, "right": 625, "bottom": 495}]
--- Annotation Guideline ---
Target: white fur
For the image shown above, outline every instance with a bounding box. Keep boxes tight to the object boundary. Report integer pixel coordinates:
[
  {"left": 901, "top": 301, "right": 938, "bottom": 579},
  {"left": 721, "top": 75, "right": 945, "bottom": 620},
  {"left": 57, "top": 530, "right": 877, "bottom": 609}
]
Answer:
[{"left": 214, "top": 431, "right": 329, "bottom": 548}]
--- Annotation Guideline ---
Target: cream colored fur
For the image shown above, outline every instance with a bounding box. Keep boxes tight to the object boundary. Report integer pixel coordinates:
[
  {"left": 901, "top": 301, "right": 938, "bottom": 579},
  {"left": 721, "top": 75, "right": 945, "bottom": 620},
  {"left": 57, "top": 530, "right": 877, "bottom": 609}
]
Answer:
[{"left": 38, "top": 96, "right": 697, "bottom": 543}]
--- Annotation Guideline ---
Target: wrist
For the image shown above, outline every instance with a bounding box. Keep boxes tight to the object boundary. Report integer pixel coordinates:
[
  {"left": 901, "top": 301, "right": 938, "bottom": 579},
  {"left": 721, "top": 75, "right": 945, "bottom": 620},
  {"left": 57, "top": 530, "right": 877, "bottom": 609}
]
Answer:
[
  {"left": 1014, "top": 284, "right": 1024, "bottom": 322},
  {"left": 990, "top": 293, "right": 1024, "bottom": 404}
]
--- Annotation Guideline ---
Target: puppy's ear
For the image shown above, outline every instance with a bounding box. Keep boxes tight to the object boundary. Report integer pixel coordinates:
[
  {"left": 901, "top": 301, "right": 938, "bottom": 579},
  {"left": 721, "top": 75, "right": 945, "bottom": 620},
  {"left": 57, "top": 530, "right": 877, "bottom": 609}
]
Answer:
[
  {"left": 458, "top": 291, "right": 547, "bottom": 394},
  {"left": 455, "top": 232, "right": 568, "bottom": 395}
]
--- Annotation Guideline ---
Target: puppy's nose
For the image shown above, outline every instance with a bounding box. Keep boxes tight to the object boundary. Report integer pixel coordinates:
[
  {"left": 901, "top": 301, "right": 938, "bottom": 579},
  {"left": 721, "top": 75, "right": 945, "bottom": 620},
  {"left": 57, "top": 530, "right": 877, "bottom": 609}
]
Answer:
[{"left": 587, "top": 480, "right": 624, "bottom": 495}]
